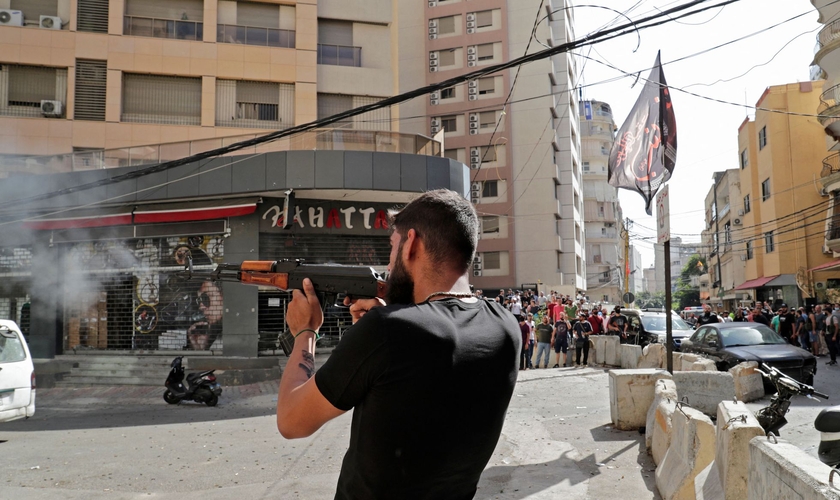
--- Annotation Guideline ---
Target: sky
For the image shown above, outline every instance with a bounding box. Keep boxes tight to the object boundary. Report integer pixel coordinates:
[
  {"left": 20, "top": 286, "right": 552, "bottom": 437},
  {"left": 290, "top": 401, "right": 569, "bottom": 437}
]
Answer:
[{"left": 567, "top": 0, "right": 822, "bottom": 268}]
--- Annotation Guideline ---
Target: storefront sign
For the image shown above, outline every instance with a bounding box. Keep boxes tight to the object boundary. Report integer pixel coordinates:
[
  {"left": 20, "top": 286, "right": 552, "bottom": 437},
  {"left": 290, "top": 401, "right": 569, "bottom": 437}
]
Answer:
[{"left": 260, "top": 199, "right": 397, "bottom": 235}]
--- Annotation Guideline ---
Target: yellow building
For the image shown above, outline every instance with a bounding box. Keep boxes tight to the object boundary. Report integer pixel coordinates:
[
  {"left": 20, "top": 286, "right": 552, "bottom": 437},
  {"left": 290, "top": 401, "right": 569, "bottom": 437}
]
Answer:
[{"left": 735, "top": 82, "right": 834, "bottom": 307}]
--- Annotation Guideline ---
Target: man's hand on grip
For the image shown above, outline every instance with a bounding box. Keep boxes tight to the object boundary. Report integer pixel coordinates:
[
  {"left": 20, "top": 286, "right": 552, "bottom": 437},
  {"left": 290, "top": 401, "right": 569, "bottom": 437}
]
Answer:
[
  {"left": 287, "top": 278, "right": 324, "bottom": 333},
  {"left": 343, "top": 296, "right": 386, "bottom": 324}
]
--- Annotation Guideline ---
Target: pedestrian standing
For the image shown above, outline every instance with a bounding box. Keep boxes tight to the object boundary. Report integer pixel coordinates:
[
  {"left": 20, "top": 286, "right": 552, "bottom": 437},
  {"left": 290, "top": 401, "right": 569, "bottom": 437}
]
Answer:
[
  {"left": 519, "top": 316, "right": 531, "bottom": 371},
  {"left": 526, "top": 313, "right": 536, "bottom": 369},
  {"left": 552, "top": 313, "right": 571, "bottom": 368},
  {"left": 573, "top": 311, "right": 593, "bottom": 367},
  {"left": 815, "top": 305, "right": 828, "bottom": 357},
  {"left": 829, "top": 304, "right": 840, "bottom": 366},
  {"left": 534, "top": 315, "right": 554, "bottom": 369}
]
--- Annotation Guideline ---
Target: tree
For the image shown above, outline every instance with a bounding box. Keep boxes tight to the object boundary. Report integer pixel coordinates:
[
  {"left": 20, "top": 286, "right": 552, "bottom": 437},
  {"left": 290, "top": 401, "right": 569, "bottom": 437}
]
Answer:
[
  {"left": 635, "top": 291, "right": 666, "bottom": 309},
  {"left": 674, "top": 254, "right": 706, "bottom": 311}
]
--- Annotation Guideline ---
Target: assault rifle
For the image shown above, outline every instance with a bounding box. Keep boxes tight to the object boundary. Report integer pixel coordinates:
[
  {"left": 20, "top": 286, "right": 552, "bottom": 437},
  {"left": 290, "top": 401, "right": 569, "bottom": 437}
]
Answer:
[
  {"left": 179, "top": 257, "right": 387, "bottom": 303},
  {"left": 755, "top": 362, "right": 827, "bottom": 436}
]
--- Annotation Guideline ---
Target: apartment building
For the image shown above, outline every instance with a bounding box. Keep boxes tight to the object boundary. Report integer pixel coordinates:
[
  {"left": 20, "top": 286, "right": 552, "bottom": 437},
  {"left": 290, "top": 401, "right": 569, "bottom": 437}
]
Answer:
[
  {"left": 399, "top": 0, "right": 585, "bottom": 295},
  {"left": 0, "top": 0, "right": 470, "bottom": 359},
  {"left": 734, "top": 81, "right": 833, "bottom": 307},
  {"left": 809, "top": 0, "right": 840, "bottom": 292},
  {"left": 654, "top": 236, "right": 699, "bottom": 294},
  {"left": 699, "top": 169, "right": 745, "bottom": 311},
  {"left": 579, "top": 99, "right": 623, "bottom": 304}
]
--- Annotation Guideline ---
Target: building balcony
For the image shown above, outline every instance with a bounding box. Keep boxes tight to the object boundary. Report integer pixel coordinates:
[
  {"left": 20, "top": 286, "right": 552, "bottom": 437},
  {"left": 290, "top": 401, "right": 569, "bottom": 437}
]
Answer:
[
  {"left": 317, "top": 44, "right": 362, "bottom": 67},
  {"left": 124, "top": 16, "right": 203, "bottom": 41},
  {"left": 822, "top": 152, "right": 840, "bottom": 179},
  {"left": 827, "top": 222, "right": 840, "bottom": 254},
  {"left": 0, "top": 129, "right": 442, "bottom": 174},
  {"left": 818, "top": 19, "right": 840, "bottom": 53},
  {"left": 818, "top": 83, "right": 840, "bottom": 140},
  {"left": 217, "top": 24, "right": 295, "bottom": 48}
]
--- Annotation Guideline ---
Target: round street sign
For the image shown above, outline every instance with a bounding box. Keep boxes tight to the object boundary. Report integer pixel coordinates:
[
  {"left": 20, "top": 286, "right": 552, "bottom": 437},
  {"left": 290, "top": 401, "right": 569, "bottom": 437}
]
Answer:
[{"left": 623, "top": 292, "right": 635, "bottom": 304}]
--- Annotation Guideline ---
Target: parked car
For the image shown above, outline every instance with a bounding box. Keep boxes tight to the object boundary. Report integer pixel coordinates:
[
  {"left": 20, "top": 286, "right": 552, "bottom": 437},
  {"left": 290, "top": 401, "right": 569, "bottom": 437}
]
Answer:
[
  {"left": 623, "top": 309, "right": 694, "bottom": 350},
  {"left": 680, "top": 322, "right": 817, "bottom": 385},
  {"left": 0, "top": 320, "right": 35, "bottom": 423}
]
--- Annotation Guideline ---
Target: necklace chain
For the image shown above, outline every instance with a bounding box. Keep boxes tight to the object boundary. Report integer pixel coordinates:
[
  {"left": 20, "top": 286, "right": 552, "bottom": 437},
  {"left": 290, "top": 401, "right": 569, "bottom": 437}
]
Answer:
[{"left": 423, "top": 291, "right": 475, "bottom": 303}]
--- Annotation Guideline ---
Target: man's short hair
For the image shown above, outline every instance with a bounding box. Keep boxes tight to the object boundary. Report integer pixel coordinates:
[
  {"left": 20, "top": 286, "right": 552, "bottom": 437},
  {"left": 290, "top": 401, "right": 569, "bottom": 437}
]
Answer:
[{"left": 390, "top": 189, "right": 479, "bottom": 274}]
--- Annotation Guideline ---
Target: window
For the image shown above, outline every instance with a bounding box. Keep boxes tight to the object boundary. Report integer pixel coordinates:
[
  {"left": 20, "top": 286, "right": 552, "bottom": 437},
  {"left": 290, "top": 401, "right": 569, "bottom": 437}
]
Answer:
[
  {"left": 482, "top": 180, "right": 498, "bottom": 197},
  {"left": 583, "top": 161, "right": 590, "bottom": 172},
  {"left": 476, "top": 10, "right": 493, "bottom": 28},
  {"left": 317, "top": 20, "right": 358, "bottom": 65},
  {"left": 758, "top": 126, "right": 767, "bottom": 150},
  {"left": 477, "top": 77, "right": 495, "bottom": 95},
  {"left": 744, "top": 194, "right": 751, "bottom": 214},
  {"left": 483, "top": 251, "right": 501, "bottom": 270},
  {"left": 317, "top": 94, "right": 390, "bottom": 131},
  {"left": 218, "top": 2, "right": 296, "bottom": 47},
  {"left": 439, "top": 49, "right": 456, "bottom": 67},
  {"left": 216, "top": 80, "right": 295, "bottom": 129},
  {"left": 598, "top": 204, "right": 605, "bottom": 218},
  {"left": 479, "top": 145, "right": 497, "bottom": 162},
  {"left": 765, "top": 232, "right": 774, "bottom": 253},
  {"left": 724, "top": 221, "right": 731, "bottom": 245},
  {"left": 122, "top": 74, "right": 201, "bottom": 125},
  {"left": 124, "top": 0, "right": 204, "bottom": 41},
  {"left": 441, "top": 115, "right": 457, "bottom": 133},
  {"left": 0, "top": 65, "right": 67, "bottom": 118},
  {"left": 740, "top": 149, "right": 748, "bottom": 169},
  {"left": 746, "top": 241, "right": 753, "bottom": 260},
  {"left": 444, "top": 149, "right": 459, "bottom": 160},
  {"left": 440, "top": 87, "right": 455, "bottom": 100},
  {"left": 481, "top": 216, "right": 500, "bottom": 234},
  {"left": 437, "top": 16, "right": 456, "bottom": 34},
  {"left": 479, "top": 111, "right": 497, "bottom": 129},
  {"left": 477, "top": 43, "right": 494, "bottom": 61},
  {"left": 77, "top": 0, "right": 109, "bottom": 33},
  {"left": 10, "top": 0, "right": 58, "bottom": 20},
  {"left": 74, "top": 60, "right": 107, "bottom": 122},
  {"left": 761, "top": 178, "right": 771, "bottom": 201}
]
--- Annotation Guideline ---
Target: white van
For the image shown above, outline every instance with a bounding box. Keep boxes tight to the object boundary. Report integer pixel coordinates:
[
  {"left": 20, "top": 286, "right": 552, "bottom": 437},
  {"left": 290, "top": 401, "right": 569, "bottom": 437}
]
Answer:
[{"left": 0, "top": 320, "right": 35, "bottom": 423}]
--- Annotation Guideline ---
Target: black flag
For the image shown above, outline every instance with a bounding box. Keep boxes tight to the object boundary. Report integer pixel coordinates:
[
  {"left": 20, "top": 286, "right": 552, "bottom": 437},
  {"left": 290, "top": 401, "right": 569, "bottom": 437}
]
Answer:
[{"left": 608, "top": 52, "right": 677, "bottom": 215}]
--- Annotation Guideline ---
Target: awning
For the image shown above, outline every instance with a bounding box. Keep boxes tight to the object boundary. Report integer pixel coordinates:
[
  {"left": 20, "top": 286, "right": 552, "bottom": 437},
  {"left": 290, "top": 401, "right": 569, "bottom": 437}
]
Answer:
[
  {"left": 134, "top": 199, "right": 258, "bottom": 224},
  {"left": 734, "top": 275, "right": 778, "bottom": 290},
  {"left": 21, "top": 198, "right": 259, "bottom": 230},
  {"left": 764, "top": 274, "right": 797, "bottom": 287},
  {"left": 811, "top": 258, "right": 840, "bottom": 272}
]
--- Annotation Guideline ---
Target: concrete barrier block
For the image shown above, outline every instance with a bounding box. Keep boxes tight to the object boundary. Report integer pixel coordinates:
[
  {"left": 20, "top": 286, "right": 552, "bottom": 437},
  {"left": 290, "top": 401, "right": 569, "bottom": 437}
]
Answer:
[
  {"left": 714, "top": 401, "right": 764, "bottom": 500},
  {"left": 621, "top": 344, "right": 642, "bottom": 369},
  {"left": 672, "top": 352, "right": 684, "bottom": 371},
  {"left": 748, "top": 437, "right": 840, "bottom": 500},
  {"left": 640, "top": 343, "right": 666, "bottom": 369},
  {"left": 656, "top": 406, "right": 716, "bottom": 500},
  {"left": 729, "top": 362, "right": 764, "bottom": 403},
  {"left": 593, "top": 336, "right": 607, "bottom": 365},
  {"left": 604, "top": 335, "right": 620, "bottom": 366},
  {"left": 609, "top": 368, "right": 673, "bottom": 431},
  {"left": 651, "top": 398, "right": 679, "bottom": 466},
  {"left": 691, "top": 359, "right": 717, "bottom": 372},
  {"left": 680, "top": 353, "right": 699, "bottom": 371},
  {"left": 673, "top": 371, "right": 736, "bottom": 416},
  {"left": 695, "top": 461, "right": 723, "bottom": 500},
  {"left": 645, "top": 378, "right": 677, "bottom": 453}
]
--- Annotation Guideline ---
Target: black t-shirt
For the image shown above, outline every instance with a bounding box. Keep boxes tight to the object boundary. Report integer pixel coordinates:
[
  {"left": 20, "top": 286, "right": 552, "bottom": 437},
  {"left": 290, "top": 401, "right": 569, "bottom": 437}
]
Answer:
[
  {"left": 315, "top": 298, "right": 520, "bottom": 500},
  {"left": 696, "top": 312, "right": 719, "bottom": 326},
  {"left": 778, "top": 313, "right": 795, "bottom": 338},
  {"left": 608, "top": 314, "right": 627, "bottom": 332}
]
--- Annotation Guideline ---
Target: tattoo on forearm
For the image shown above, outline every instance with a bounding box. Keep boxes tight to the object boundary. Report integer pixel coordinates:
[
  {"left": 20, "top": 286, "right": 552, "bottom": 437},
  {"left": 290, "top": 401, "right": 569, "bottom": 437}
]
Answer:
[{"left": 299, "top": 350, "right": 315, "bottom": 379}]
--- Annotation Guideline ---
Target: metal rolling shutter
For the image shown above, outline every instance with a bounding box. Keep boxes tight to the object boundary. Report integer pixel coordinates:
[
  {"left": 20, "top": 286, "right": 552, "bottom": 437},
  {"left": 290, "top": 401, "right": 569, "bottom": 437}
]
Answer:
[
  {"left": 77, "top": 0, "right": 109, "bottom": 33},
  {"left": 74, "top": 60, "right": 107, "bottom": 121}
]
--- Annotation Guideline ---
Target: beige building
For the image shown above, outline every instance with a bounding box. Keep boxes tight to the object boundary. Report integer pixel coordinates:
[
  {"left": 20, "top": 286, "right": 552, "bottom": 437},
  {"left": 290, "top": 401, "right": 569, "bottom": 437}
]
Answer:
[
  {"left": 700, "top": 169, "right": 745, "bottom": 311},
  {"left": 734, "top": 81, "right": 834, "bottom": 307},
  {"left": 579, "top": 99, "right": 623, "bottom": 304},
  {"left": 399, "top": 0, "right": 585, "bottom": 294},
  {"left": 809, "top": 0, "right": 840, "bottom": 293},
  {"left": 0, "top": 0, "right": 402, "bottom": 169}
]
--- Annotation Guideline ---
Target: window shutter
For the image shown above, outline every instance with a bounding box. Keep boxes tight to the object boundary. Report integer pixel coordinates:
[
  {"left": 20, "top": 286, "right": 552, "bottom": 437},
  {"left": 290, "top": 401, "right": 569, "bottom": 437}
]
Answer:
[
  {"left": 8, "top": 66, "right": 56, "bottom": 105},
  {"left": 477, "top": 43, "right": 494, "bottom": 59},
  {"left": 122, "top": 74, "right": 201, "bottom": 125},
  {"left": 476, "top": 10, "right": 493, "bottom": 27},
  {"left": 478, "top": 77, "right": 494, "bottom": 93},
  {"left": 236, "top": 1, "right": 279, "bottom": 28},
  {"left": 318, "top": 20, "right": 353, "bottom": 46},
  {"left": 438, "top": 49, "right": 455, "bottom": 66},
  {"left": 438, "top": 16, "right": 455, "bottom": 34},
  {"left": 77, "top": 0, "right": 109, "bottom": 33},
  {"left": 74, "top": 60, "right": 107, "bottom": 121}
]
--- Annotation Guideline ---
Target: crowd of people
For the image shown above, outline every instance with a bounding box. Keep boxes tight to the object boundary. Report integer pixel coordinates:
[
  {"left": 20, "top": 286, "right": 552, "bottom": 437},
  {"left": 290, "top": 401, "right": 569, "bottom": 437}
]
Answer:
[
  {"left": 473, "top": 288, "right": 632, "bottom": 370},
  {"left": 686, "top": 302, "right": 840, "bottom": 365}
]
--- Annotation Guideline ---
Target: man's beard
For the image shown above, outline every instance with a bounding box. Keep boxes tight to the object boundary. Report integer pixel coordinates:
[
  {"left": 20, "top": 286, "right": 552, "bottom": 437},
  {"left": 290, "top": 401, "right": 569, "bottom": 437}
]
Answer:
[{"left": 385, "top": 248, "right": 415, "bottom": 305}]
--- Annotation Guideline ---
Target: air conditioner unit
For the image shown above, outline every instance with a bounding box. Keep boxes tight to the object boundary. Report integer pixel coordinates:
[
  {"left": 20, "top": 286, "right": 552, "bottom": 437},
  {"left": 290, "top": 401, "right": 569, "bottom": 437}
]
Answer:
[
  {"left": 429, "top": 34, "right": 438, "bottom": 40},
  {"left": 468, "top": 80, "right": 478, "bottom": 88},
  {"left": 429, "top": 59, "right": 438, "bottom": 67},
  {"left": 470, "top": 162, "right": 480, "bottom": 170},
  {"left": 470, "top": 129, "right": 479, "bottom": 135},
  {"left": 467, "top": 54, "right": 477, "bottom": 62},
  {"left": 431, "top": 118, "right": 440, "bottom": 127},
  {"left": 474, "top": 255, "right": 482, "bottom": 264},
  {"left": 466, "top": 27, "right": 476, "bottom": 34},
  {"left": 430, "top": 98, "right": 439, "bottom": 105},
  {"left": 466, "top": 21, "right": 476, "bottom": 29},
  {"left": 429, "top": 52, "right": 438, "bottom": 60},
  {"left": 431, "top": 91, "right": 439, "bottom": 99},
  {"left": 733, "top": 218, "right": 742, "bottom": 225},
  {"left": 468, "top": 94, "right": 478, "bottom": 101},
  {"left": 471, "top": 197, "right": 479, "bottom": 205},
  {"left": 468, "top": 87, "right": 478, "bottom": 95},
  {"left": 466, "top": 13, "right": 476, "bottom": 22},
  {"left": 737, "top": 209, "right": 744, "bottom": 216},
  {"left": 473, "top": 263, "right": 482, "bottom": 271},
  {"left": 471, "top": 181, "right": 482, "bottom": 191},
  {"left": 816, "top": 281, "right": 827, "bottom": 290},
  {"left": 468, "top": 61, "right": 476, "bottom": 67},
  {"left": 471, "top": 189, "right": 481, "bottom": 199},
  {"left": 467, "top": 46, "right": 477, "bottom": 55},
  {"left": 429, "top": 66, "right": 438, "bottom": 72},
  {"left": 470, "top": 149, "right": 480, "bottom": 158},
  {"left": 429, "top": 19, "right": 438, "bottom": 28},
  {"left": 40, "top": 100, "right": 63, "bottom": 117},
  {"left": 428, "top": 1, "right": 437, "bottom": 7},
  {"left": 0, "top": 9, "right": 23, "bottom": 26},
  {"left": 40, "top": 15, "right": 62, "bottom": 30},
  {"left": 473, "top": 270, "right": 482, "bottom": 277},
  {"left": 469, "top": 114, "right": 479, "bottom": 123}
]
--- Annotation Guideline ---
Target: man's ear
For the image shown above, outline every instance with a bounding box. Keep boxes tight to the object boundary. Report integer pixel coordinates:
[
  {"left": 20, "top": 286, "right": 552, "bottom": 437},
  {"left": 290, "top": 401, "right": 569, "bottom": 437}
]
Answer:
[{"left": 402, "top": 228, "right": 420, "bottom": 262}]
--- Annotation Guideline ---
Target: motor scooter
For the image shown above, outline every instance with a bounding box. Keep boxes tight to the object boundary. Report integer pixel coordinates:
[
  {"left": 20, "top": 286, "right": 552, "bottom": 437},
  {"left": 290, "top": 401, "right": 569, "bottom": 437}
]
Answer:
[{"left": 163, "top": 356, "right": 222, "bottom": 406}]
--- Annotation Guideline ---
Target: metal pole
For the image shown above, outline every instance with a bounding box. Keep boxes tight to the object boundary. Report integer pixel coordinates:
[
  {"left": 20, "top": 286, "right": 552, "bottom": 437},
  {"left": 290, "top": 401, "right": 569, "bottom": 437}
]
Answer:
[
  {"left": 665, "top": 238, "right": 673, "bottom": 374},
  {"left": 624, "top": 217, "right": 630, "bottom": 307}
]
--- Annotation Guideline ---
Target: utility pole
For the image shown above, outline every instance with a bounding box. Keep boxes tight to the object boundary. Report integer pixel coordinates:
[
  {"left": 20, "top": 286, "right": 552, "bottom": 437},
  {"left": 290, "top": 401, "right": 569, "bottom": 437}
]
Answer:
[
  {"left": 713, "top": 176, "right": 722, "bottom": 311},
  {"left": 624, "top": 217, "right": 632, "bottom": 307}
]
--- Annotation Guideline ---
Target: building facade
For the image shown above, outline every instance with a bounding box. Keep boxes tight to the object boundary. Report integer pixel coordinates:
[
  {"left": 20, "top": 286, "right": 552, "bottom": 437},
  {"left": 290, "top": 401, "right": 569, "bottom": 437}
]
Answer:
[
  {"left": 399, "top": 0, "right": 585, "bottom": 294},
  {"left": 654, "top": 236, "right": 699, "bottom": 295},
  {"left": 579, "top": 99, "right": 623, "bottom": 304},
  {"left": 734, "top": 82, "right": 834, "bottom": 307}
]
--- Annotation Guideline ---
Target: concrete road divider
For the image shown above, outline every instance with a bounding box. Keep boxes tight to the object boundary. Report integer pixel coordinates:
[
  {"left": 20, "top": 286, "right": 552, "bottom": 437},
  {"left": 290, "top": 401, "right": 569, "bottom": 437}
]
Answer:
[
  {"left": 609, "top": 368, "right": 672, "bottom": 431},
  {"left": 620, "top": 344, "right": 642, "bottom": 369},
  {"left": 604, "top": 335, "right": 620, "bottom": 366},
  {"left": 715, "top": 401, "right": 764, "bottom": 500},
  {"left": 729, "top": 362, "right": 764, "bottom": 403},
  {"left": 680, "top": 353, "right": 699, "bottom": 371},
  {"left": 673, "top": 371, "right": 736, "bottom": 417},
  {"left": 639, "top": 343, "right": 666, "bottom": 369},
  {"left": 656, "top": 405, "right": 716, "bottom": 500},
  {"left": 691, "top": 359, "right": 717, "bottom": 372},
  {"left": 593, "top": 336, "right": 607, "bottom": 365},
  {"left": 646, "top": 378, "right": 678, "bottom": 466},
  {"left": 748, "top": 436, "right": 840, "bottom": 500}
]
